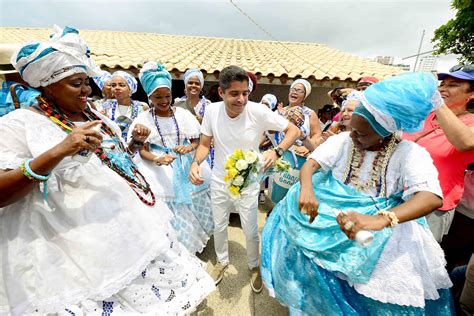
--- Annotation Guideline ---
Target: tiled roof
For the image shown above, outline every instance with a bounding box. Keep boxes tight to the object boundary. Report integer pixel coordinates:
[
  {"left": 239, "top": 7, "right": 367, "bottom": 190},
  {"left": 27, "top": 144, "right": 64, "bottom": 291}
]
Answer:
[{"left": 0, "top": 27, "right": 401, "bottom": 82}]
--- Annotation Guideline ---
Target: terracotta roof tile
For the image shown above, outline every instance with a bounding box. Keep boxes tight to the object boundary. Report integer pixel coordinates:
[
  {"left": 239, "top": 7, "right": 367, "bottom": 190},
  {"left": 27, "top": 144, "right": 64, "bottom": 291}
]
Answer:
[{"left": 0, "top": 27, "right": 401, "bottom": 82}]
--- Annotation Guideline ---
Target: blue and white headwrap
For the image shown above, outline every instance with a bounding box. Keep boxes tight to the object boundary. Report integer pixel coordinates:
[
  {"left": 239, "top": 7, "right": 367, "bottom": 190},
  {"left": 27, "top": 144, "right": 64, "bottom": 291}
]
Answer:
[
  {"left": 183, "top": 68, "right": 204, "bottom": 87},
  {"left": 11, "top": 25, "right": 99, "bottom": 88},
  {"left": 354, "top": 72, "right": 440, "bottom": 136},
  {"left": 93, "top": 70, "right": 112, "bottom": 91},
  {"left": 139, "top": 61, "right": 172, "bottom": 96},
  {"left": 112, "top": 70, "right": 138, "bottom": 94},
  {"left": 341, "top": 90, "right": 362, "bottom": 109},
  {"left": 261, "top": 94, "right": 278, "bottom": 110}
]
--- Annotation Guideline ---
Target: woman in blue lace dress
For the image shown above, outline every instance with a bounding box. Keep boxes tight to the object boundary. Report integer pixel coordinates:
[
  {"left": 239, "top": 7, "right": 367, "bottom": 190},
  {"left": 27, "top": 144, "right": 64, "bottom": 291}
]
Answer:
[{"left": 261, "top": 72, "right": 454, "bottom": 315}]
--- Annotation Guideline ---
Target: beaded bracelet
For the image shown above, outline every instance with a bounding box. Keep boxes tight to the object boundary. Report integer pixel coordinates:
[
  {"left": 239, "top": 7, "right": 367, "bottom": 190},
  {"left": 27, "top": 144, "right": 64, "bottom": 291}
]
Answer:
[
  {"left": 377, "top": 210, "right": 399, "bottom": 228},
  {"left": 20, "top": 159, "right": 51, "bottom": 182}
]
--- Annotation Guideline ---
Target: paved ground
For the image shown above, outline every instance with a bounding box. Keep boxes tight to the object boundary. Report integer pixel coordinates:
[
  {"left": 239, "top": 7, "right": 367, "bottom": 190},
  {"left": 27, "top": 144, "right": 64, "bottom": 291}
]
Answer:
[{"left": 194, "top": 196, "right": 289, "bottom": 316}]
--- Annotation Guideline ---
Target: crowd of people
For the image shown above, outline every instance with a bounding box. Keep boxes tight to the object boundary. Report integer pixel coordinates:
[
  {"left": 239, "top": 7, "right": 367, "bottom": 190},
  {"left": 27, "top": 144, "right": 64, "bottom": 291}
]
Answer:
[{"left": 0, "top": 25, "right": 473, "bottom": 315}]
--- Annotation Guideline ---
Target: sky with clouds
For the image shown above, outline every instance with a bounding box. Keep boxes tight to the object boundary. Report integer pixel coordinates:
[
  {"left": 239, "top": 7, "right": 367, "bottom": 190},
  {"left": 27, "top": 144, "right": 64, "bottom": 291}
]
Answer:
[{"left": 0, "top": 0, "right": 459, "bottom": 72}]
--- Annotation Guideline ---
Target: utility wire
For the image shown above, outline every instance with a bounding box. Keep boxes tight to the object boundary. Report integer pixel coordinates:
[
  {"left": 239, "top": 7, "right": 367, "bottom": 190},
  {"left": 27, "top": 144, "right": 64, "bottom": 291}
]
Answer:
[{"left": 228, "top": 0, "right": 324, "bottom": 75}]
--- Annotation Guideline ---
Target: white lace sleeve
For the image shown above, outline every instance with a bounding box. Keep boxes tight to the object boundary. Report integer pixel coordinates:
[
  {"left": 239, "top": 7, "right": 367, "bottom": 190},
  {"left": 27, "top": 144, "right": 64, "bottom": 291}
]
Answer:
[
  {"left": 0, "top": 111, "right": 31, "bottom": 170},
  {"left": 308, "top": 132, "right": 349, "bottom": 172},
  {"left": 398, "top": 141, "right": 443, "bottom": 201}
]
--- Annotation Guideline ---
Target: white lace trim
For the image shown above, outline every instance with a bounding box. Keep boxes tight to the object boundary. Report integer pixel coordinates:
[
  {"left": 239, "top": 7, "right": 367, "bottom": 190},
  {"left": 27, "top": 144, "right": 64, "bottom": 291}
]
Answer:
[
  {"left": 352, "top": 221, "right": 452, "bottom": 308},
  {"left": 11, "top": 231, "right": 175, "bottom": 315}
]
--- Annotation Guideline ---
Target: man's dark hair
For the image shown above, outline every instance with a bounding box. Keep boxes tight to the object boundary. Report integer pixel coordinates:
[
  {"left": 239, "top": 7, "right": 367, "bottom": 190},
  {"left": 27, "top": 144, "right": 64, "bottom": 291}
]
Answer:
[{"left": 219, "top": 65, "right": 249, "bottom": 91}]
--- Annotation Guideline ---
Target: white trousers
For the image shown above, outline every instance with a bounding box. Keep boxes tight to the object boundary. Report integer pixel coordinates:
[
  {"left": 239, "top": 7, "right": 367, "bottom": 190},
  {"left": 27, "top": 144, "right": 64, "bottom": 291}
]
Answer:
[{"left": 210, "top": 180, "right": 260, "bottom": 269}]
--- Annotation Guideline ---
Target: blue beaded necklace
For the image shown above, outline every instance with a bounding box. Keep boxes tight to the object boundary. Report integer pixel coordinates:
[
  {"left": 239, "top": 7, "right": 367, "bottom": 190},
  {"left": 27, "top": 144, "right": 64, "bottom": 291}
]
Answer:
[
  {"left": 111, "top": 100, "right": 140, "bottom": 121},
  {"left": 151, "top": 107, "right": 180, "bottom": 148}
]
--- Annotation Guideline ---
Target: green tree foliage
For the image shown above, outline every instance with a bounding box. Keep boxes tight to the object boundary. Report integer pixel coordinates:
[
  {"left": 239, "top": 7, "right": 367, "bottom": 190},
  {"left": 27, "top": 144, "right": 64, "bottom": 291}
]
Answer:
[{"left": 432, "top": 0, "right": 474, "bottom": 63}]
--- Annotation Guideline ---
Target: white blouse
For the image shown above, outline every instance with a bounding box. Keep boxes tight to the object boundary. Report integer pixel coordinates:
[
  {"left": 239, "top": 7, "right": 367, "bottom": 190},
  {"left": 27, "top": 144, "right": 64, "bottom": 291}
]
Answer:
[{"left": 308, "top": 132, "right": 442, "bottom": 200}]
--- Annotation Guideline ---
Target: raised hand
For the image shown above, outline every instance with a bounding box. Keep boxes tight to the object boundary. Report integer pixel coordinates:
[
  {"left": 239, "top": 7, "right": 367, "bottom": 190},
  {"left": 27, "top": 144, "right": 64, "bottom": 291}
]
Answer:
[{"left": 56, "top": 120, "right": 103, "bottom": 157}]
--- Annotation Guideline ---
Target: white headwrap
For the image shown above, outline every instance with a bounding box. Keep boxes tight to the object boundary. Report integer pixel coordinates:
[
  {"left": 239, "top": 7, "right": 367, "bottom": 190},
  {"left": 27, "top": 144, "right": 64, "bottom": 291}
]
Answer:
[
  {"left": 183, "top": 68, "right": 204, "bottom": 87},
  {"left": 11, "top": 25, "right": 99, "bottom": 88},
  {"left": 290, "top": 79, "right": 311, "bottom": 99}
]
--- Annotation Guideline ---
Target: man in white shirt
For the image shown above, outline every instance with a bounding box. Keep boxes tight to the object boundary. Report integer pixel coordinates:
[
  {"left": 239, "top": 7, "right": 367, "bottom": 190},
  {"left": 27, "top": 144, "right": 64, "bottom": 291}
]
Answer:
[{"left": 189, "top": 65, "right": 300, "bottom": 293}]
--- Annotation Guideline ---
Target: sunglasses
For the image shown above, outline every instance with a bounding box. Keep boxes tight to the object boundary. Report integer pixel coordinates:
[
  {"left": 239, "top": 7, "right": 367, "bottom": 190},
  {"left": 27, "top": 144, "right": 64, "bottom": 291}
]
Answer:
[{"left": 449, "top": 64, "right": 474, "bottom": 73}]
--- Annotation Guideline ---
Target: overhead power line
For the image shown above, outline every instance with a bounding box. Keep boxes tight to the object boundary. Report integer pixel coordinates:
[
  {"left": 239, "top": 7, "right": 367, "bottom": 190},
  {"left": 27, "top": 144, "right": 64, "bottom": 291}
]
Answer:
[{"left": 228, "top": 0, "right": 324, "bottom": 76}]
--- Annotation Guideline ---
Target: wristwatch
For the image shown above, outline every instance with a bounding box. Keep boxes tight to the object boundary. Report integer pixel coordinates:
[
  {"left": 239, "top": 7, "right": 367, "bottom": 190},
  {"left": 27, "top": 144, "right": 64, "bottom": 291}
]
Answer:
[{"left": 273, "top": 146, "right": 284, "bottom": 157}]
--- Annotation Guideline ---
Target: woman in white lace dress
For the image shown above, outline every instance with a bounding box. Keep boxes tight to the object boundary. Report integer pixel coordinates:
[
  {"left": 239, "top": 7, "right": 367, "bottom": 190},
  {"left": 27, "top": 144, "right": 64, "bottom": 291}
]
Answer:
[
  {"left": 129, "top": 61, "right": 214, "bottom": 254},
  {"left": 0, "top": 26, "right": 214, "bottom": 315},
  {"left": 261, "top": 72, "right": 454, "bottom": 315}
]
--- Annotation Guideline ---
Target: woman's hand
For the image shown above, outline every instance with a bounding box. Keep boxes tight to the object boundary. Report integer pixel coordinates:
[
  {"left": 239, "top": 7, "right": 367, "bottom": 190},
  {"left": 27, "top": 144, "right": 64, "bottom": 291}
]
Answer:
[
  {"left": 131, "top": 124, "right": 150, "bottom": 143},
  {"left": 154, "top": 154, "right": 176, "bottom": 166},
  {"left": 298, "top": 188, "right": 319, "bottom": 223},
  {"left": 294, "top": 145, "right": 310, "bottom": 157},
  {"left": 336, "top": 212, "right": 390, "bottom": 240},
  {"left": 321, "top": 130, "right": 335, "bottom": 143},
  {"left": 173, "top": 145, "right": 194, "bottom": 155},
  {"left": 55, "top": 121, "right": 103, "bottom": 157}
]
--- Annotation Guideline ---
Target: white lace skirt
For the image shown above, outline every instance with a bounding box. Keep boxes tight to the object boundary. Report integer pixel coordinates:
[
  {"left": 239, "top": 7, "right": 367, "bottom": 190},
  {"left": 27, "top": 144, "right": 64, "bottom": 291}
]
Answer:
[
  {"left": 351, "top": 221, "right": 452, "bottom": 307},
  {"left": 52, "top": 239, "right": 215, "bottom": 315}
]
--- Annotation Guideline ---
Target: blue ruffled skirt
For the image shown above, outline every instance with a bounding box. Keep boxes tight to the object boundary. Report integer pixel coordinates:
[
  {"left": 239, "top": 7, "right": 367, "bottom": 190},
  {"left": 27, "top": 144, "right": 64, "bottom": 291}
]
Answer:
[{"left": 261, "top": 172, "right": 454, "bottom": 315}]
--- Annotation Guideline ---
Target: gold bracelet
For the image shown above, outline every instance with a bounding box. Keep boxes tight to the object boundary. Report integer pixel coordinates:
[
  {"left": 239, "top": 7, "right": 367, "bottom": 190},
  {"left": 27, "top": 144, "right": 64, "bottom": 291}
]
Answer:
[{"left": 377, "top": 210, "right": 399, "bottom": 228}]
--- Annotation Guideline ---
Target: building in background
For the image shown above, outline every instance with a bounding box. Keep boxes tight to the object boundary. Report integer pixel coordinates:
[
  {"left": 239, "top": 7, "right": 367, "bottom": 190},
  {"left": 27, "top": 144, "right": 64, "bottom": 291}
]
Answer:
[
  {"left": 417, "top": 55, "right": 438, "bottom": 72},
  {"left": 374, "top": 56, "right": 410, "bottom": 72},
  {"left": 374, "top": 56, "right": 394, "bottom": 66}
]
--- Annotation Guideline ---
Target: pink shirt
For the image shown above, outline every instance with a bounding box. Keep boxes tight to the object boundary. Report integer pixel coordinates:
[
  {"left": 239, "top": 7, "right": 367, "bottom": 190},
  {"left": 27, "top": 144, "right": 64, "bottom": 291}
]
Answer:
[{"left": 403, "top": 112, "right": 474, "bottom": 211}]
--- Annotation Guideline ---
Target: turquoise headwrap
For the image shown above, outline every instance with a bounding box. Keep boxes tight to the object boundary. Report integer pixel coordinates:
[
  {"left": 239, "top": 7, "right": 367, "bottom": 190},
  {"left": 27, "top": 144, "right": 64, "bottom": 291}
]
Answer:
[
  {"left": 360, "top": 72, "right": 439, "bottom": 133},
  {"left": 139, "top": 62, "right": 172, "bottom": 96},
  {"left": 352, "top": 104, "right": 391, "bottom": 137}
]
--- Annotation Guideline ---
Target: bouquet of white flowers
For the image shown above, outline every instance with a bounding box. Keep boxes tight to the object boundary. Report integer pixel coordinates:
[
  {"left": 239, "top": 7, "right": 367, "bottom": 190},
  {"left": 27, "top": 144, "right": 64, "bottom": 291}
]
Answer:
[{"left": 224, "top": 149, "right": 290, "bottom": 198}]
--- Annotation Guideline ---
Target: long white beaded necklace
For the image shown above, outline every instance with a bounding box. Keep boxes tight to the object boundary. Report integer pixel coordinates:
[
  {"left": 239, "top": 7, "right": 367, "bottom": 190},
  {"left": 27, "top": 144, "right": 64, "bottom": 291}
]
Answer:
[{"left": 342, "top": 134, "right": 400, "bottom": 197}]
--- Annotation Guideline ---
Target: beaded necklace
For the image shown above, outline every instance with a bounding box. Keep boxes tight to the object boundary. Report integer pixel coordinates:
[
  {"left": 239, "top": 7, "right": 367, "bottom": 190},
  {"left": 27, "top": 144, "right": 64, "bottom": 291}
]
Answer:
[
  {"left": 151, "top": 107, "right": 180, "bottom": 148},
  {"left": 342, "top": 134, "right": 399, "bottom": 197},
  {"left": 111, "top": 100, "right": 139, "bottom": 121},
  {"left": 36, "top": 96, "right": 156, "bottom": 206}
]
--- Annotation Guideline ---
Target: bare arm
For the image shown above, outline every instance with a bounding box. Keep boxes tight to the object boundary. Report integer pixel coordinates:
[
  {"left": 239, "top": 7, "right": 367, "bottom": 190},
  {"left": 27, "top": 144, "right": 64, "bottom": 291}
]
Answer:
[
  {"left": 262, "top": 122, "right": 300, "bottom": 170},
  {"left": 435, "top": 104, "right": 474, "bottom": 151},
  {"left": 308, "top": 111, "right": 323, "bottom": 146},
  {"left": 277, "top": 122, "right": 300, "bottom": 152},
  {"left": 338, "top": 191, "right": 443, "bottom": 240},
  {"left": 389, "top": 191, "right": 443, "bottom": 223},
  {"left": 297, "top": 158, "right": 322, "bottom": 223}
]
